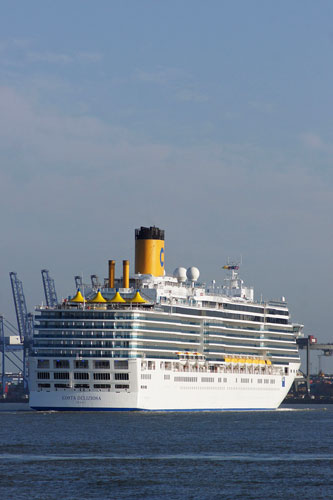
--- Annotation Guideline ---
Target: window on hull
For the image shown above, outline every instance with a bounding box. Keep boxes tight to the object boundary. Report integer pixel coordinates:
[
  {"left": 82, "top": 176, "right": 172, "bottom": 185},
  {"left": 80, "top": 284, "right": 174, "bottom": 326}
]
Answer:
[
  {"left": 114, "top": 373, "right": 129, "bottom": 381},
  {"left": 114, "top": 360, "right": 128, "bottom": 370},
  {"left": 94, "top": 360, "right": 110, "bottom": 369},
  {"left": 54, "top": 372, "right": 70, "bottom": 380},
  {"left": 37, "top": 360, "right": 50, "bottom": 369},
  {"left": 94, "top": 373, "right": 111, "bottom": 380},
  {"left": 75, "top": 360, "right": 89, "bottom": 369},
  {"left": 54, "top": 360, "right": 70, "bottom": 369},
  {"left": 74, "top": 372, "right": 89, "bottom": 380}
]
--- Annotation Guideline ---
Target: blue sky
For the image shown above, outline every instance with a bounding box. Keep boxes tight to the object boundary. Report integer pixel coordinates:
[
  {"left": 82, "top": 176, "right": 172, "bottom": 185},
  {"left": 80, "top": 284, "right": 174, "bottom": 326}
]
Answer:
[{"left": 1, "top": 1, "right": 333, "bottom": 372}]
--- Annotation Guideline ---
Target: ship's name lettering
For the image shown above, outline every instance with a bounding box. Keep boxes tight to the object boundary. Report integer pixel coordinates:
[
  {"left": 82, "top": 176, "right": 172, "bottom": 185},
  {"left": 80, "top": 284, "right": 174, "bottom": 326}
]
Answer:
[
  {"left": 77, "top": 395, "right": 101, "bottom": 401},
  {"left": 61, "top": 395, "right": 102, "bottom": 401}
]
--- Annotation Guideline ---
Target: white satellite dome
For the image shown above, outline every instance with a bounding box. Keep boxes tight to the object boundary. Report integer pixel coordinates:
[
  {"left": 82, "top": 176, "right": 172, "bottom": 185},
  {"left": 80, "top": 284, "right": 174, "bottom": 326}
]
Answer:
[
  {"left": 186, "top": 266, "right": 200, "bottom": 282},
  {"left": 173, "top": 267, "right": 187, "bottom": 282}
]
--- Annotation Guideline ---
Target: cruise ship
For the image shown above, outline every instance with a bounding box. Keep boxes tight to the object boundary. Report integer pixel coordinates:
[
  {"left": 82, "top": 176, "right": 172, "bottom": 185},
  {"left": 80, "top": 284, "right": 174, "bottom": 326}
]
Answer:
[{"left": 29, "top": 226, "right": 303, "bottom": 411}]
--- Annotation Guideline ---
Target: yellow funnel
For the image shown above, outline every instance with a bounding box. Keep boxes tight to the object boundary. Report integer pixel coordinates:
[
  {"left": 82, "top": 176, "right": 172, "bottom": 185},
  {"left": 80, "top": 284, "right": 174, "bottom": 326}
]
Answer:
[
  {"left": 89, "top": 290, "right": 107, "bottom": 303},
  {"left": 109, "top": 290, "right": 126, "bottom": 303},
  {"left": 70, "top": 289, "right": 85, "bottom": 303},
  {"left": 135, "top": 226, "right": 165, "bottom": 277},
  {"left": 128, "top": 290, "right": 147, "bottom": 303}
]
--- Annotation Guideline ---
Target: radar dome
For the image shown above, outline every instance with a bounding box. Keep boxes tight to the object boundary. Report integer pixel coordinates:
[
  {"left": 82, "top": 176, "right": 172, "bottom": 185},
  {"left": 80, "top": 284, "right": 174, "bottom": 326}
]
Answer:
[
  {"left": 173, "top": 267, "right": 187, "bottom": 282},
  {"left": 186, "top": 267, "right": 200, "bottom": 282}
]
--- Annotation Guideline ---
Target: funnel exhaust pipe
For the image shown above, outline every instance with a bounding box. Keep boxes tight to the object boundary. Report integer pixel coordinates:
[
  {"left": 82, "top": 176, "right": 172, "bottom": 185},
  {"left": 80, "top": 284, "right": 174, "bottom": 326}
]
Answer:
[
  {"left": 123, "top": 260, "right": 129, "bottom": 288},
  {"left": 108, "top": 260, "right": 115, "bottom": 289}
]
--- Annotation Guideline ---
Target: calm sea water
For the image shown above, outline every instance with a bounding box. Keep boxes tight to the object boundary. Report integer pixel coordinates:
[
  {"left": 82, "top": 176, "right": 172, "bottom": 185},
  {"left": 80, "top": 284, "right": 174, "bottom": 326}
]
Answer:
[{"left": 0, "top": 405, "right": 332, "bottom": 500}]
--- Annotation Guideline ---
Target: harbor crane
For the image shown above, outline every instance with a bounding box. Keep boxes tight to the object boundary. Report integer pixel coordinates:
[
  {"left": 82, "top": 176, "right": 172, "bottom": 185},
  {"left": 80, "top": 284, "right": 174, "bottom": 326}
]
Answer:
[
  {"left": 297, "top": 335, "right": 333, "bottom": 393},
  {"left": 9, "top": 272, "right": 33, "bottom": 389},
  {"left": 0, "top": 316, "right": 4, "bottom": 395},
  {"left": 41, "top": 269, "right": 58, "bottom": 307},
  {"left": 74, "top": 275, "right": 83, "bottom": 289},
  {"left": 0, "top": 315, "right": 24, "bottom": 397},
  {"left": 90, "top": 274, "right": 101, "bottom": 289},
  {"left": 74, "top": 275, "right": 94, "bottom": 299}
]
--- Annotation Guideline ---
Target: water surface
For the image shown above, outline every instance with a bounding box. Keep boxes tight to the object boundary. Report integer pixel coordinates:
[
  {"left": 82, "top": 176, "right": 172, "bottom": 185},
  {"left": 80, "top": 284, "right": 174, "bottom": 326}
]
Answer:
[{"left": 0, "top": 405, "right": 332, "bottom": 499}]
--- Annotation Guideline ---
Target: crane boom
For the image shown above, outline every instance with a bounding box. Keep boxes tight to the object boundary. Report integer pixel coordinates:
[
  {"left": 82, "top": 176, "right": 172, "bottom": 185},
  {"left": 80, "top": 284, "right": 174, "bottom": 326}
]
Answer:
[
  {"left": 9, "top": 272, "right": 28, "bottom": 344},
  {"left": 74, "top": 275, "right": 82, "bottom": 289},
  {"left": 41, "top": 269, "right": 58, "bottom": 307},
  {"left": 91, "top": 274, "right": 100, "bottom": 289}
]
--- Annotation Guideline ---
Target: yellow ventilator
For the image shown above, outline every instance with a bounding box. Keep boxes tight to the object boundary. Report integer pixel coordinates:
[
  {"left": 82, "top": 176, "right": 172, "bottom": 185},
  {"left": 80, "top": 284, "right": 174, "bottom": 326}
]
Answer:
[
  {"left": 109, "top": 290, "right": 126, "bottom": 303},
  {"left": 89, "top": 290, "right": 107, "bottom": 303},
  {"left": 128, "top": 290, "right": 147, "bottom": 303},
  {"left": 70, "top": 289, "right": 85, "bottom": 303}
]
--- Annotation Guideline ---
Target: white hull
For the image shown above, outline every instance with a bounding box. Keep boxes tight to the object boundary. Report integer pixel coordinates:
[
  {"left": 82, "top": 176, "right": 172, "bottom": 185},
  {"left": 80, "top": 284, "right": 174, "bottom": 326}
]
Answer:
[{"left": 29, "top": 359, "right": 299, "bottom": 411}]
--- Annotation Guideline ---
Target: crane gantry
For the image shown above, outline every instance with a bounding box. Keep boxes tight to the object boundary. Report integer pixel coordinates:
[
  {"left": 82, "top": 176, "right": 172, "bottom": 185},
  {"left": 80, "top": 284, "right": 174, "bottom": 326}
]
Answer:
[{"left": 9, "top": 272, "right": 34, "bottom": 389}]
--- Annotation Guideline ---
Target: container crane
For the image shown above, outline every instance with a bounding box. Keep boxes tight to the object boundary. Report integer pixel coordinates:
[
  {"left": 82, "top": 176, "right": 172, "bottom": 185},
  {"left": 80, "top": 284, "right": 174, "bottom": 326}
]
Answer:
[
  {"left": 41, "top": 269, "right": 58, "bottom": 307},
  {"left": 74, "top": 275, "right": 83, "bottom": 289},
  {"left": 297, "top": 335, "right": 333, "bottom": 393},
  {"left": 0, "top": 316, "right": 4, "bottom": 395},
  {"left": 74, "top": 275, "right": 94, "bottom": 299},
  {"left": 0, "top": 315, "right": 24, "bottom": 397},
  {"left": 91, "top": 274, "right": 101, "bottom": 289},
  {"left": 9, "top": 272, "right": 33, "bottom": 389}
]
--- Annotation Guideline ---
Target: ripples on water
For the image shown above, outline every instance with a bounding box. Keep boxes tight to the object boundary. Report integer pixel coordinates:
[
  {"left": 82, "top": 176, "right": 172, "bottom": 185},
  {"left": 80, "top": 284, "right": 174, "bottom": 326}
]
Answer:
[{"left": 0, "top": 405, "right": 332, "bottom": 500}]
